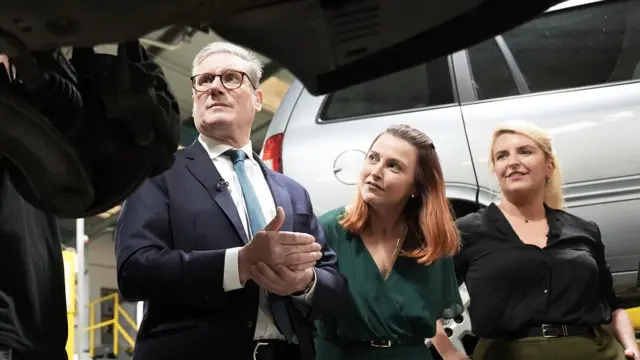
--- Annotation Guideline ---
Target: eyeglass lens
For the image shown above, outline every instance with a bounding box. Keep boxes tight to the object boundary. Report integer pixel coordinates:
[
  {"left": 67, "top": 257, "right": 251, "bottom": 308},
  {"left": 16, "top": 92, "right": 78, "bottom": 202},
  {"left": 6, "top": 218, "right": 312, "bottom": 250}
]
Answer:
[{"left": 193, "top": 71, "right": 244, "bottom": 91}]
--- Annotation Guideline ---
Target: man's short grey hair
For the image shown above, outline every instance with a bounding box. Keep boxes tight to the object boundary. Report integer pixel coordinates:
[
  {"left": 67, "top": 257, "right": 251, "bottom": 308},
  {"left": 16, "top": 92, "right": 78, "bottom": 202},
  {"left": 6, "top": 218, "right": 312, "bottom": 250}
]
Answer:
[{"left": 192, "top": 41, "right": 263, "bottom": 86}]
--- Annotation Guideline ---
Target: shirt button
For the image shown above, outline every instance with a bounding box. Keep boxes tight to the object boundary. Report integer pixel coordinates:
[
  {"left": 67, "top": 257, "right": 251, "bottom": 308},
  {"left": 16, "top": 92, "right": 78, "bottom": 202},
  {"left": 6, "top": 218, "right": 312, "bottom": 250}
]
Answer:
[{"left": 544, "top": 289, "right": 548, "bottom": 294}]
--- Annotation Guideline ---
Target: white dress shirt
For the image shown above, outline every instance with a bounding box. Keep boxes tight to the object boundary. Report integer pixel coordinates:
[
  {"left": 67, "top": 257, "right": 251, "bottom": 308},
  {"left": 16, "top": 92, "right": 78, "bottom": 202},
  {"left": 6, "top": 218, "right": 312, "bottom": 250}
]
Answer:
[{"left": 198, "top": 135, "right": 316, "bottom": 341}]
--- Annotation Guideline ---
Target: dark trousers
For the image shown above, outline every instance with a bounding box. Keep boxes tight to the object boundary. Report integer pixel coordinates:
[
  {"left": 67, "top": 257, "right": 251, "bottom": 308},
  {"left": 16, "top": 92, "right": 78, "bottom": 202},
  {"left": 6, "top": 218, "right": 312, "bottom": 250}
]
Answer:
[
  {"left": 473, "top": 327, "right": 627, "bottom": 360},
  {"left": 131, "top": 319, "right": 305, "bottom": 360},
  {"left": 0, "top": 345, "right": 67, "bottom": 360}
]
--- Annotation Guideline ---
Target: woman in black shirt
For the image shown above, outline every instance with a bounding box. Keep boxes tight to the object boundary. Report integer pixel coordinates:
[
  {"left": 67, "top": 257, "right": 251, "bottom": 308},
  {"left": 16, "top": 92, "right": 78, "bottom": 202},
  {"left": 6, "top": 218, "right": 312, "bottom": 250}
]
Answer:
[{"left": 453, "top": 121, "right": 639, "bottom": 360}]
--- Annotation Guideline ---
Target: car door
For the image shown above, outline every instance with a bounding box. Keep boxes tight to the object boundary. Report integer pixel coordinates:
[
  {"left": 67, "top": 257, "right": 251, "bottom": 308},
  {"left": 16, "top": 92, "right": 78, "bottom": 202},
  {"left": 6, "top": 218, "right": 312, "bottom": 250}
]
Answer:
[{"left": 453, "top": 0, "right": 640, "bottom": 295}]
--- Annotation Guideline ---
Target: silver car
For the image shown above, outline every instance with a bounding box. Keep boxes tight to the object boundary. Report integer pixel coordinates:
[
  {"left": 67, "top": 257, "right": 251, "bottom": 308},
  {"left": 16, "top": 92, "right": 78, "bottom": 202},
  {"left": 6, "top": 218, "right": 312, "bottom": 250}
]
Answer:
[{"left": 261, "top": 0, "right": 640, "bottom": 351}]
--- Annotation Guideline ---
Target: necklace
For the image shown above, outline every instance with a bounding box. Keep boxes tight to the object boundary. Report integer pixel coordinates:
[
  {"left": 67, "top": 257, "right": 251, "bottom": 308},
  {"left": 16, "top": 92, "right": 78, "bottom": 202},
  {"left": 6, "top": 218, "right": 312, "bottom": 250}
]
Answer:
[
  {"left": 524, "top": 217, "right": 530, "bottom": 223},
  {"left": 380, "top": 237, "right": 402, "bottom": 273}
]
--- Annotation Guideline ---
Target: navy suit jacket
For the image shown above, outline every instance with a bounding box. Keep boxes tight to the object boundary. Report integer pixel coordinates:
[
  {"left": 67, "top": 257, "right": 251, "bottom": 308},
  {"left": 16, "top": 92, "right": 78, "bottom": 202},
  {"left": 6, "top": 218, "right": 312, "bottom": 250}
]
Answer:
[{"left": 114, "top": 141, "right": 346, "bottom": 360}]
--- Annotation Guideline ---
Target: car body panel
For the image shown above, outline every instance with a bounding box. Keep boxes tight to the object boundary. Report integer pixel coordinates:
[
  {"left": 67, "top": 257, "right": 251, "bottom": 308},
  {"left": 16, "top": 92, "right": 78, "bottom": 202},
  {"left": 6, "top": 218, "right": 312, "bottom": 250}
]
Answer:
[{"left": 264, "top": 0, "right": 640, "bottom": 300}]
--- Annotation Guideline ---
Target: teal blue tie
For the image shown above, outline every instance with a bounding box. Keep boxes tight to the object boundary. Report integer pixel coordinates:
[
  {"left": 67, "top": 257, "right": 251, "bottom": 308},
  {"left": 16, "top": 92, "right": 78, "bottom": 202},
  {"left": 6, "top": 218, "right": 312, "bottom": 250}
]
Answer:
[
  {"left": 223, "top": 149, "right": 266, "bottom": 237},
  {"left": 223, "top": 149, "right": 295, "bottom": 342}
]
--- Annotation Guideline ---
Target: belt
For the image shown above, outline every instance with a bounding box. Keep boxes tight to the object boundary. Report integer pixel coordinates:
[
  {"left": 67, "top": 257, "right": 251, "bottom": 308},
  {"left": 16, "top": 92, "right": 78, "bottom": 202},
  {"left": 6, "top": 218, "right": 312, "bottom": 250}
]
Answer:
[
  {"left": 525, "top": 324, "right": 594, "bottom": 338},
  {"left": 348, "top": 339, "right": 425, "bottom": 348},
  {"left": 252, "top": 340, "right": 296, "bottom": 360}
]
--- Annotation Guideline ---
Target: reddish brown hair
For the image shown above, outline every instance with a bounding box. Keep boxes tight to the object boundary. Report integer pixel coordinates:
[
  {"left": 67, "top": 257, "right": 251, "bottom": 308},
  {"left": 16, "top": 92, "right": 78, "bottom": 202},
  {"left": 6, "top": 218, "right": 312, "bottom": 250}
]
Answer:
[{"left": 339, "top": 124, "right": 460, "bottom": 264}]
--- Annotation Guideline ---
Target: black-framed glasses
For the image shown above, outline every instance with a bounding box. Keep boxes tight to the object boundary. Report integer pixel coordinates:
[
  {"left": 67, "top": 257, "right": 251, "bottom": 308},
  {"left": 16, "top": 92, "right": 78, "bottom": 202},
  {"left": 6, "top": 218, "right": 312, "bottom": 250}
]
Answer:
[{"left": 189, "top": 70, "right": 256, "bottom": 92}]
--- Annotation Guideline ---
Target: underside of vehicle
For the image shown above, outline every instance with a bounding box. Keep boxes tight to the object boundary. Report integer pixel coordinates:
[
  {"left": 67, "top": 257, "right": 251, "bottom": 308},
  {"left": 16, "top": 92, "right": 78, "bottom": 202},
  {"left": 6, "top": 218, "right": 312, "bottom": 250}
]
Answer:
[
  {"left": 1, "top": 0, "right": 564, "bottom": 94},
  {"left": 0, "top": 0, "right": 563, "bottom": 218}
]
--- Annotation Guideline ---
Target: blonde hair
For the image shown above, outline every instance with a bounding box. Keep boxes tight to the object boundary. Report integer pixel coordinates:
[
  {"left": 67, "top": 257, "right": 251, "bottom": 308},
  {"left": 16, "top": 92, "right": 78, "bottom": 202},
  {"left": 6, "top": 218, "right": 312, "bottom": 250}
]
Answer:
[{"left": 489, "top": 120, "right": 565, "bottom": 209}]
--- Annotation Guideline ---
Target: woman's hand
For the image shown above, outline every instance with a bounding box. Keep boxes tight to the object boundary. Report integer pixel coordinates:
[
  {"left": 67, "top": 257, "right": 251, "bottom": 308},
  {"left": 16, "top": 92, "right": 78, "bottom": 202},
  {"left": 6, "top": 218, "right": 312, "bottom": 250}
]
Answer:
[
  {"left": 432, "top": 320, "right": 470, "bottom": 360},
  {"left": 606, "top": 309, "right": 639, "bottom": 360},
  {"left": 624, "top": 349, "right": 639, "bottom": 360}
]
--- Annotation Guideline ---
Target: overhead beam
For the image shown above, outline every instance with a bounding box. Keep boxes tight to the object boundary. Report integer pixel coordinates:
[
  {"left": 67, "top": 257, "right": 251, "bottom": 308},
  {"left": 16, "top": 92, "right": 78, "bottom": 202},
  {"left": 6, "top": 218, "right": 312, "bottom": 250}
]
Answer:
[{"left": 146, "top": 26, "right": 190, "bottom": 58}]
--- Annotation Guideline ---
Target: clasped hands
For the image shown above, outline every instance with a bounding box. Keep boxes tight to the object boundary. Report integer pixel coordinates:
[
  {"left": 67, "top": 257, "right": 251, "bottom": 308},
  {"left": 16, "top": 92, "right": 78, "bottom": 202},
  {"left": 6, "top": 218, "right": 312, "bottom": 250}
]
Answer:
[{"left": 238, "top": 207, "right": 322, "bottom": 296}]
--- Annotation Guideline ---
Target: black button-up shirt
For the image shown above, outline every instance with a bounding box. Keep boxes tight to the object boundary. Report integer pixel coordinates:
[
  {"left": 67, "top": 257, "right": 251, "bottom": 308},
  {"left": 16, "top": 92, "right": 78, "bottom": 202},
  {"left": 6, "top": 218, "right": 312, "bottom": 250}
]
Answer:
[{"left": 454, "top": 203, "right": 620, "bottom": 338}]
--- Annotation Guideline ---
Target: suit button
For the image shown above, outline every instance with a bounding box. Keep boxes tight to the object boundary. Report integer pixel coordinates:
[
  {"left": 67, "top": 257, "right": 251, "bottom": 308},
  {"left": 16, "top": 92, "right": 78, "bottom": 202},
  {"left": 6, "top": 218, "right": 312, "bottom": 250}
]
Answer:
[{"left": 247, "top": 321, "right": 254, "bottom": 328}]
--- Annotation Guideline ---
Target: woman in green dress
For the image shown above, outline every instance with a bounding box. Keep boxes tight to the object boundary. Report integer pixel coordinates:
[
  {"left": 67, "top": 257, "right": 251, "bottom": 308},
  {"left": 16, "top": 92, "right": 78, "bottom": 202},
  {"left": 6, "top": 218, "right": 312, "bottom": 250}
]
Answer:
[{"left": 314, "top": 124, "right": 468, "bottom": 360}]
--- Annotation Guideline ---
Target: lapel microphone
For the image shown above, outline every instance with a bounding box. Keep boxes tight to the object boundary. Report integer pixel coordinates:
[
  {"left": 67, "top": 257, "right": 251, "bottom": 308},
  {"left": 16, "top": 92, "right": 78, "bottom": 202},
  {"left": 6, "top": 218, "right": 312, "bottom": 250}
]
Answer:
[{"left": 216, "top": 179, "right": 229, "bottom": 192}]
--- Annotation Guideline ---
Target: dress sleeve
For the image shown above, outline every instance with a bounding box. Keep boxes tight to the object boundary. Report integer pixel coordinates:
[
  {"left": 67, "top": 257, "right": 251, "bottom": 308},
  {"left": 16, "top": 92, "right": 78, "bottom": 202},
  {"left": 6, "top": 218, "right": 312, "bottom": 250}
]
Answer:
[
  {"left": 439, "top": 257, "right": 465, "bottom": 320},
  {"left": 592, "top": 222, "right": 621, "bottom": 311},
  {"left": 318, "top": 210, "right": 340, "bottom": 249}
]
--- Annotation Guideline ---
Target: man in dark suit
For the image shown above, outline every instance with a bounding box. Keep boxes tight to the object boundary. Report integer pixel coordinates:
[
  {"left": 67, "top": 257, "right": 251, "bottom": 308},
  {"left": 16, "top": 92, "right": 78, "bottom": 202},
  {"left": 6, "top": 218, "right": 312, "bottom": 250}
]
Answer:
[{"left": 114, "top": 42, "right": 346, "bottom": 360}]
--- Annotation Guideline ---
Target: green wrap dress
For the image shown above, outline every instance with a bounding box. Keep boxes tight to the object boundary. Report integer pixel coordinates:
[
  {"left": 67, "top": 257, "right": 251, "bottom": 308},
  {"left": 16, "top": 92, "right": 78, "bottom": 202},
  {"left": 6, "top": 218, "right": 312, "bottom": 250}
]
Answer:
[{"left": 314, "top": 207, "right": 464, "bottom": 360}]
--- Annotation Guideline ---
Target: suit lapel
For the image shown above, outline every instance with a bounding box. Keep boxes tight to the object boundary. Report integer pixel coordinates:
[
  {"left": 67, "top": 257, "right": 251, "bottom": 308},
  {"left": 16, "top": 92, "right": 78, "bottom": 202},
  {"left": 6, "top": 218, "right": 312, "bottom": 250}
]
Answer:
[
  {"left": 184, "top": 142, "right": 249, "bottom": 244},
  {"left": 254, "top": 153, "right": 294, "bottom": 232}
]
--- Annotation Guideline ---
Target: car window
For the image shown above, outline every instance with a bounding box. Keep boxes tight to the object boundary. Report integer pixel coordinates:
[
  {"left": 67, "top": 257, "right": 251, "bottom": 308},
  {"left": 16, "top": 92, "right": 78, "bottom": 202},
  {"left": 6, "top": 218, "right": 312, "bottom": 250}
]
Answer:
[
  {"left": 319, "top": 56, "right": 454, "bottom": 121},
  {"left": 467, "top": 0, "right": 640, "bottom": 101},
  {"left": 467, "top": 39, "right": 520, "bottom": 101}
]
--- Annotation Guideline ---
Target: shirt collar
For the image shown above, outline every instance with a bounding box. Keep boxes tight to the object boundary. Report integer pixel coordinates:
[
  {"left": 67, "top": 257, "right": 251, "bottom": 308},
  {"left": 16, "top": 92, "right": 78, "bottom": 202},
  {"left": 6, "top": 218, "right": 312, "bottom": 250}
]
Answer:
[
  {"left": 198, "top": 134, "right": 255, "bottom": 163},
  {"left": 487, "top": 201, "right": 562, "bottom": 240}
]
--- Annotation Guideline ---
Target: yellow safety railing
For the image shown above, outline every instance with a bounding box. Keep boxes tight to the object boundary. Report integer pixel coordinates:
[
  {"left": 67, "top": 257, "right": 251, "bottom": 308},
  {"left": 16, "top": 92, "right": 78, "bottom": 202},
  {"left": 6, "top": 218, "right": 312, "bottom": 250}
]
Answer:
[{"left": 85, "top": 292, "right": 138, "bottom": 358}]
